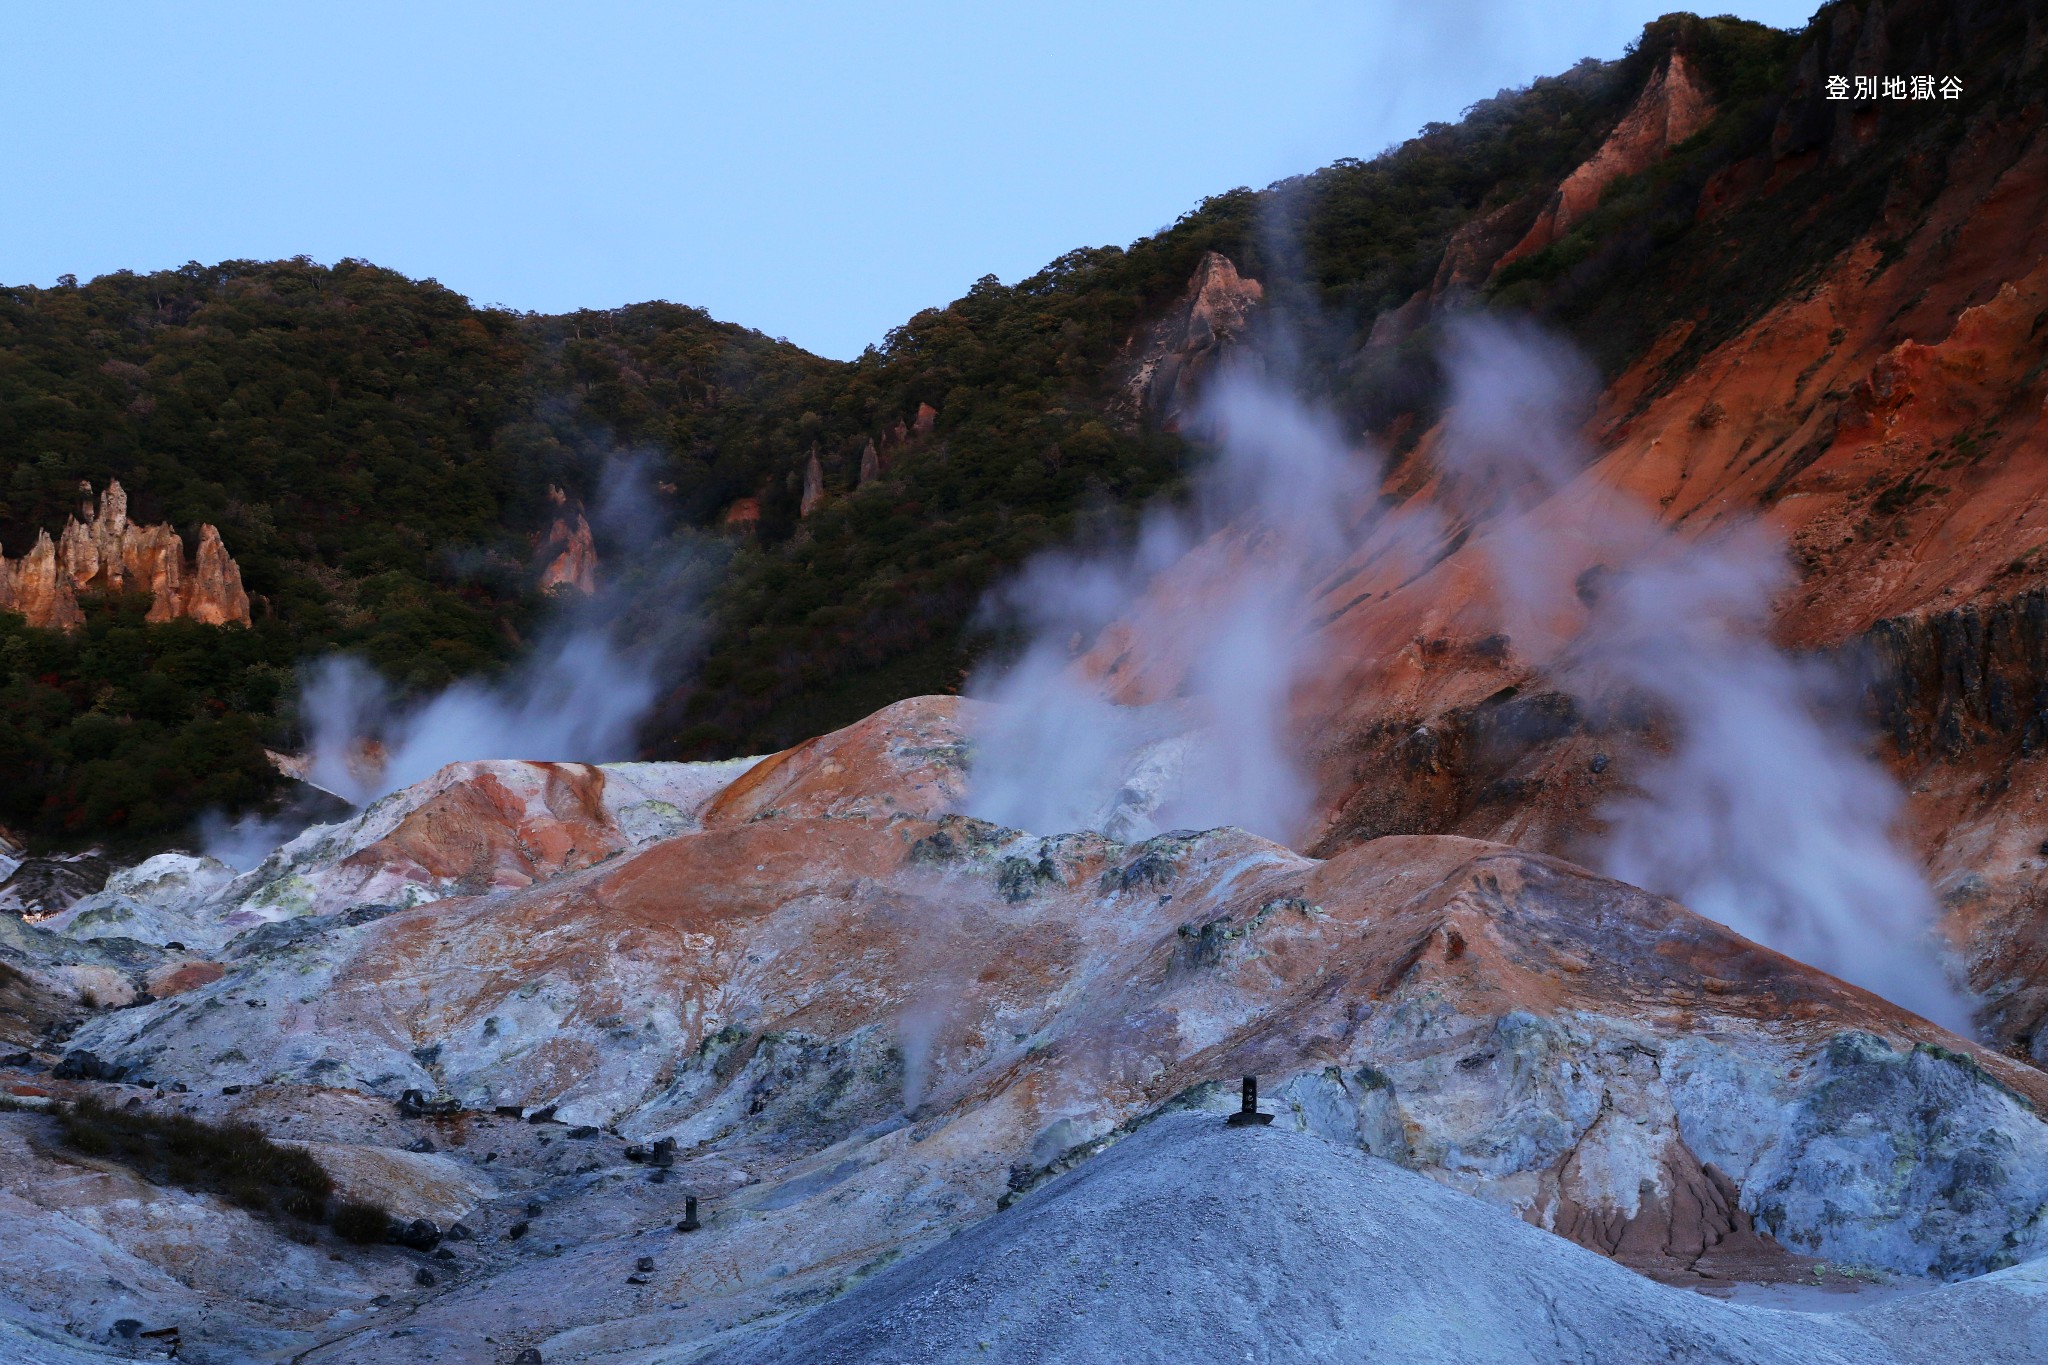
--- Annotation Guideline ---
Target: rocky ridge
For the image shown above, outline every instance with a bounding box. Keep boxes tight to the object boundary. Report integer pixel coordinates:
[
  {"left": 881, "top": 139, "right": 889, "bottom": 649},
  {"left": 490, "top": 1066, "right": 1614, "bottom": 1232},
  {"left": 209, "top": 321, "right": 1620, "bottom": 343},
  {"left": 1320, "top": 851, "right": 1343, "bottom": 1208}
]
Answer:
[
  {"left": 0, "top": 482, "right": 250, "bottom": 631},
  {"left": 537, "top": 487, "right": 599, "bottom": 596},
  {"left": 1114, "top": 251, "right": 1265, "bottom": 431},
  {"left": 1493, "top": 51, "right": 1717, "bottom": 277}
]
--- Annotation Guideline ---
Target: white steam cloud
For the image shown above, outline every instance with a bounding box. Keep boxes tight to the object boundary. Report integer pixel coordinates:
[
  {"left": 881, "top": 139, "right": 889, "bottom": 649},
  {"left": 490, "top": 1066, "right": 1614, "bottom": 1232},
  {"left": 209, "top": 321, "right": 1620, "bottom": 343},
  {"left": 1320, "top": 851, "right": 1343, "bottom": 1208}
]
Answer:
[
  {"left": 1592, "top": 537, "right": 1961, "bottom": 1025},
  {"left": 288, "top": 457, "right": 718, "bottom": 810},
  {"left": 965, "top": 310, "right": 1968, "bottom": 1031},
  {"left": 300, "top": 631, "right": 660, "bottom": 805},
  {"left": 198, "top": 458, "right": 716, "bottom": 865},
  {"left": 1436, "top": 317, "right": 1969, "bottom": 1031},
  {"left": 963, "top": 366, "right": 1378, "bottom": 845},
  {"left": 197, "top": 807, "right": 314, "bottom": 873}
]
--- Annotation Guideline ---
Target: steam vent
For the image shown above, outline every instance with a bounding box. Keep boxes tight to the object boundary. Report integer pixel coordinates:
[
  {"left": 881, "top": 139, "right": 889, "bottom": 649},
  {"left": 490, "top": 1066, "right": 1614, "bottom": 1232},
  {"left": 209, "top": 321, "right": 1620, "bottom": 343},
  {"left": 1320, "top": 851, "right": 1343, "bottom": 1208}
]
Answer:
[{"left": 0, "top": 481, "right": 250, "bottom": 630}]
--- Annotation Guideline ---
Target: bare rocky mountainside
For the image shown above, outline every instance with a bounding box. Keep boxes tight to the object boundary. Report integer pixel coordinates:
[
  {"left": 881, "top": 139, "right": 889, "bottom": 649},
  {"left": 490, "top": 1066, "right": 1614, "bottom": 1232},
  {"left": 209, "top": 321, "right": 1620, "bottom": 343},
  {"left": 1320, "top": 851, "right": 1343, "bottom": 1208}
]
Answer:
[
  {"left": 6, "top": 0, "right": 2048, "bottom": 1361},
  {"left": 3, "top": 712, "right": 2047, "bottom": 1360}
]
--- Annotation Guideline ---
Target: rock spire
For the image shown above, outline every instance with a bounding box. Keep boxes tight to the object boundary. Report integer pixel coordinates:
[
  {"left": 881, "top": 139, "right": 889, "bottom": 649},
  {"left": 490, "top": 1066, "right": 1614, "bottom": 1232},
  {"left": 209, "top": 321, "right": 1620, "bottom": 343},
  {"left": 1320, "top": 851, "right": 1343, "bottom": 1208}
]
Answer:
[{"left": 0, "top": 481, "right": 250, "bottom": 630}]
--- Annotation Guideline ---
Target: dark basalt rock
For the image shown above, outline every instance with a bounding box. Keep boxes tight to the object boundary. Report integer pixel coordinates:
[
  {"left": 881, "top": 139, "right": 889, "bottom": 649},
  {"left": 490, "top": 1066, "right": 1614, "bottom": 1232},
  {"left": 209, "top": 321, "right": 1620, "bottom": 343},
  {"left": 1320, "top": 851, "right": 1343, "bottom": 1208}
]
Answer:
[
  {"left": 1864, "top": 589, "right": 2048, "bottom": 761},
  {"left": 0, "top": 853, "right": 111, "bottom": 918},
  {"left": 396, "top": 1088, "right": 460, "bottom": 1118},
  {"left": 52, "top": 1049, "right": 125, "bottom": 1082},
  {"left": 391, "top": 1218, "right": 440, "bottom": 1251}
]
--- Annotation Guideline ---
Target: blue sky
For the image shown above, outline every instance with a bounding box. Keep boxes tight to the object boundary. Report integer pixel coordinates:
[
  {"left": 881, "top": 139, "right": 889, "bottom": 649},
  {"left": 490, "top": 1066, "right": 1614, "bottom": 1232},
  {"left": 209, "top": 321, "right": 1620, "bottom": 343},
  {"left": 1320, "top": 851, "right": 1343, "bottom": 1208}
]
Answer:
[{"left": 3, "top": 1, "right": 1819, "bottom": 359}]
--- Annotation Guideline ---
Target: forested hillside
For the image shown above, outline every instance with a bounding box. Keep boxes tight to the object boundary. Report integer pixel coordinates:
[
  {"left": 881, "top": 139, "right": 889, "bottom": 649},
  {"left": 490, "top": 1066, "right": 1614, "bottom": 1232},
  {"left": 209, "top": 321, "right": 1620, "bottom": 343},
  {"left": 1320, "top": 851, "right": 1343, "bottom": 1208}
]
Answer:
[
  {"left": 0, "top": 265, "right": 828, "bottom": 840},
  {"left": 3, "top": 1, "right": 2032, "bottom": 847}
]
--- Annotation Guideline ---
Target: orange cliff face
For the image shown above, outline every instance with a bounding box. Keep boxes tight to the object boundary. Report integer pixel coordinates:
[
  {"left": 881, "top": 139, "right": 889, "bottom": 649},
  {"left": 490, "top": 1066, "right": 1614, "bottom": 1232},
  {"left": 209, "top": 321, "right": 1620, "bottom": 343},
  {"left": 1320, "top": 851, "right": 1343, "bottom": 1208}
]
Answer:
[
  {"left": 1060, "top": 54, "right": 2048, "bottom": 1060},
  {"left": 1285, "top": 97, "right": 2048, "bottom": 1059},
  {"left": 0, "top": 481, "right": 251, "bottom": 630},
  {"left": 1493, "top": 51, "right": 1717, "bottom": 278},
  {"left": 537, "top": 513, "right": 598, "bottom": 595},
  {"left": 536, "top": 485, "right": 600, "bottom": 595},
  {"left": 1114, "top": 250, "right": 1264, "bottom": 431}
]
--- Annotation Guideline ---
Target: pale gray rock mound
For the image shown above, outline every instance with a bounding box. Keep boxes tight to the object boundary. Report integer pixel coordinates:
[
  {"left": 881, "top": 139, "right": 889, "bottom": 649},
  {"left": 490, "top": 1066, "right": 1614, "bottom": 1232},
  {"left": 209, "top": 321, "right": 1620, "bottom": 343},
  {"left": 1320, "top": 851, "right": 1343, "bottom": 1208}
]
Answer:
[
  {"left": 0, "top": 911, "right": 167, "bottom": 1022},
  {"left": 57, "top": 808, "right": 2048, "bottom": 1287},
  {"left": 42, "top": 854, "right": 238, "bottom": 951},
  {"left": 168, "top": 753, "right": 761, "bottom": 933},
  {"left": 0, "top": 1296, "right": 124, "bottom": 1364},
  {"left": 12, "top": 700, "right": 2048, "bottom": 1359},
  {"left": 702, "top": 1113, "right": 2046, "bottom": 1365}
]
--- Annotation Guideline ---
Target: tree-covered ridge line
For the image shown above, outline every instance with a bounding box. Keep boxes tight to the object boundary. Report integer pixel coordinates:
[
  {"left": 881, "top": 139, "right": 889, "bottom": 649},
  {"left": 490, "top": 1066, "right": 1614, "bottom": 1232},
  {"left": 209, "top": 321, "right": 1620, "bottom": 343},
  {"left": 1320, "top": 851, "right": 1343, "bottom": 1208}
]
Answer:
[
  {"left": 6, "top": 4, "right": 2010, "bottom": 847},
  {"left": 0, "top": 260, "right": 832, "bottom": 662},
  {"left": 0, "top": 259, "right": 836, "bottom": 842}
]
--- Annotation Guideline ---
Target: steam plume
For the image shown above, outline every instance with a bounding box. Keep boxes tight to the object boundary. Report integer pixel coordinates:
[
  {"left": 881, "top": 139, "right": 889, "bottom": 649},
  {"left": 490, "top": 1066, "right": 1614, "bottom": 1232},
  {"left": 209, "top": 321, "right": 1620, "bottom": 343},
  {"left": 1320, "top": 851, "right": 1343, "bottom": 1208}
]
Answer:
[
  {"left": 966, "top": 305, "right": 1968, "bottom": 1030},
  {"left": 297, "top": 457, "right": 721, "bottom": 807},
  {"left": 1436, "top": 316, "right": 1970, "bottom": 1031},
  {"left": 963, "top": 366, "right": 1377, "bottom": 845},
  {"left": 300, "top": 632, "right": 659, "bottom": 805}
]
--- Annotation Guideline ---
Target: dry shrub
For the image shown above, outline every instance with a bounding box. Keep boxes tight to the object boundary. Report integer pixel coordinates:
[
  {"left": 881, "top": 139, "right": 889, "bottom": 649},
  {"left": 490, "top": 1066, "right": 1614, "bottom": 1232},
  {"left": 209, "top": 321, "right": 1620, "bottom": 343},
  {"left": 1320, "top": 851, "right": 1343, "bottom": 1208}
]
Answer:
[{"left": 56, "top": 1098, "right": 389, "bottom": 1238}]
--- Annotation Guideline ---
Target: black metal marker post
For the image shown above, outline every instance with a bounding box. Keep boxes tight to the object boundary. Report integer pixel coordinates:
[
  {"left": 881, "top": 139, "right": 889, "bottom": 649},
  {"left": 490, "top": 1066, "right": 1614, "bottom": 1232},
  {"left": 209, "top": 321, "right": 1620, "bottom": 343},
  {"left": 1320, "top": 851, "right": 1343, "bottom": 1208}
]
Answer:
[
  {"left": 678, "top": 1195, "right": 701, "bottom": 1232},
  {"left": 1225, "top": 1074, "right": 1272, "bottom": 1127}
]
